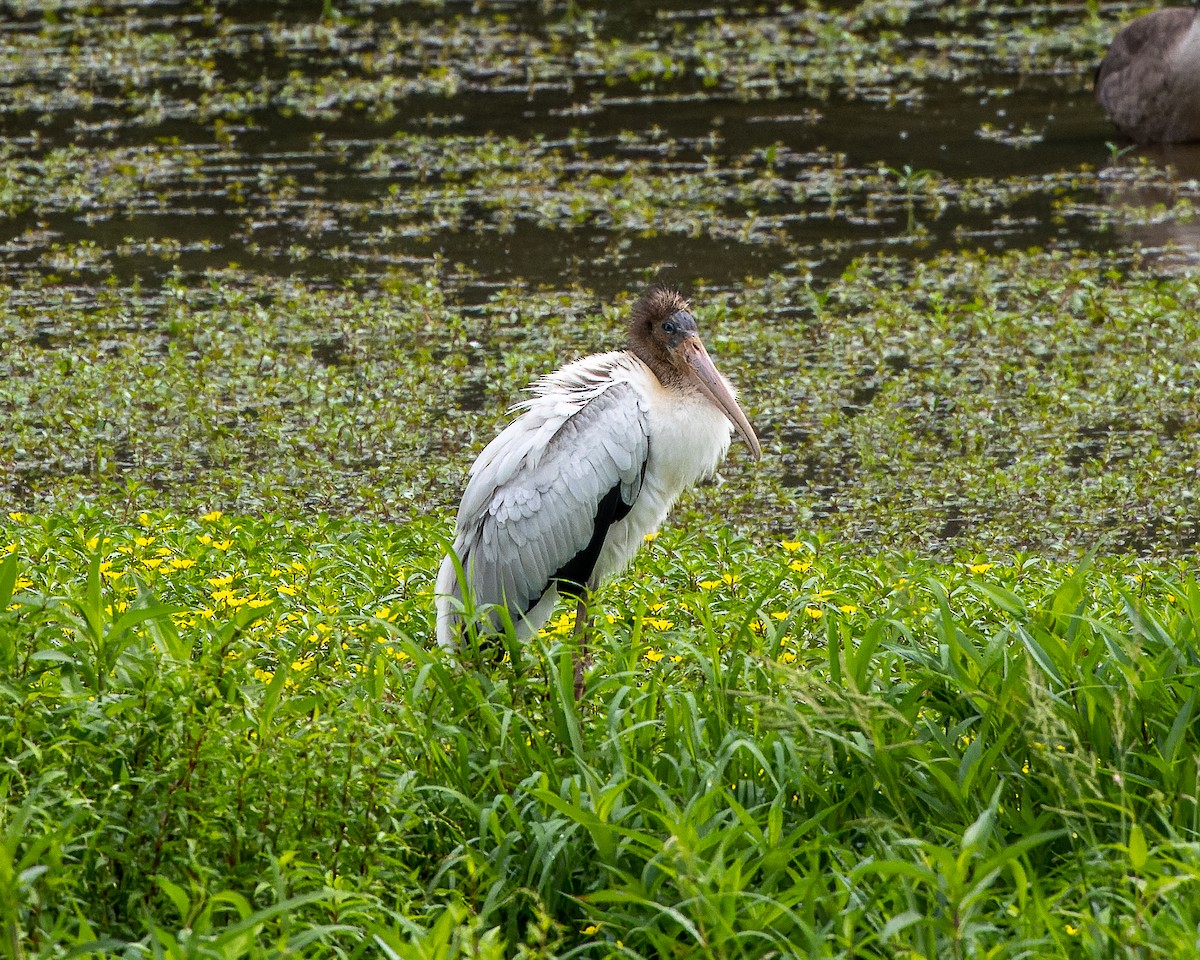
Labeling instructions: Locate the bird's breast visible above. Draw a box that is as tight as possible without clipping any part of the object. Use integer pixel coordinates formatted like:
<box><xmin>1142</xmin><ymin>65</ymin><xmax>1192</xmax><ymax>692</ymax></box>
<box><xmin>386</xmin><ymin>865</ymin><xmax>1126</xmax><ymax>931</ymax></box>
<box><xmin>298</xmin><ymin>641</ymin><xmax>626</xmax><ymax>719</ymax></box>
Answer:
<box><xmin>644</xmin><ymin>387</ymin><xmax>735</xmax><ymax>496</ymax></box>
<box><xmin>588</xmin><ymin>370</ymin><xmax>734</xmax><ymax>585</ymax></box>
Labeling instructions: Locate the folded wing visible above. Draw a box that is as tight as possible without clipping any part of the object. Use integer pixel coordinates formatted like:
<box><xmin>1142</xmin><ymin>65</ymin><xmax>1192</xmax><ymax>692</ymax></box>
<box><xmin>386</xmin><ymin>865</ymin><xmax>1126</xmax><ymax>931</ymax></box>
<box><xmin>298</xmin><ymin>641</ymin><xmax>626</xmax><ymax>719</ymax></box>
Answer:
<box><xmin>436</xmin><ymin>378</ymin><xmax>650</xmax><ymax>645</ymax></box>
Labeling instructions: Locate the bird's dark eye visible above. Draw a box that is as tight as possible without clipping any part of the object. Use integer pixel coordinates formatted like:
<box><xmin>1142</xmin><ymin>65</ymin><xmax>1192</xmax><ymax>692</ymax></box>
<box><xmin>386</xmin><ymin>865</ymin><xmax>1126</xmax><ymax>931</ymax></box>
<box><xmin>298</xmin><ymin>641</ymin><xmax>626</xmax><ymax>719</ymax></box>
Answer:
<box><xmin>661</xmin><ymin>320</ymin><xmax>676</xmax><ymax>334</ymax></box>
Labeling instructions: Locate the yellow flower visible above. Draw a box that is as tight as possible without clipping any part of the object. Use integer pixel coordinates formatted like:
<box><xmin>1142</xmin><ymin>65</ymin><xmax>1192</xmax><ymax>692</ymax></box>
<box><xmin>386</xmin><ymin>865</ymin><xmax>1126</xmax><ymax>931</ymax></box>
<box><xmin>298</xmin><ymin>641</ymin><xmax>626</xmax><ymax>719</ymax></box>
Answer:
<box><xmin>140</xmin><ymin>558</ymin><xmax>164</xmax><ymax>569</ymax></box>
<box><xmin>13</xmin><ymin>577</ymin><xmax>33</xmax><ymax>592</ymax></box>
<box><xmin>548</xmin><ymin>611</ymin><xmax>576</xmax><ymax>635</ymax></box>
<box><xmin>2</xmin><ymin>544</ymin><xmax>16</xmax><ymax>555</ymax></box>
<box><xmin>134</xmin><ymin>536</ymin><xmax>156</xmax><ymax>548</ymax></box>
<box><xmin>788</xmin><ymin>560</ymin><xmax>811</xmax><ymax>573</ymax></box>
<box><xmin>699</xmin><ymin>579</ymin><xmax>722</xmax><ymax>590</ymax></box>
<box><xmin>645</xmin><ymin>617</ymin><xmax>673</xmax><ymax>631</ymax></box>
<box><xmin>208</xmin><ymin>574</ymin><xmax>234</xmax><ymax>587</ymax></box>
<box><xmin>7</xmin><ymin>512</ymin><xmax>26</xmax><ymax>523</ymax></box>
<box><xmin>168</xmin><ymin>557</ymin><xmax>195</xmax><ymax>570</ymax></box>
<box><xmin>770</xmin><ymin>611</ymin><xmax>788</xmax><ymax>620</ymax></box>
<box><xmin>85</xmin><ymin>535</ymin><xmax>100</xmax><ymax>550</ymax></box>
<box><xmin>253</xmin><ymin>668</ymin><xmax>274</xmax><ymax>683</ymax></box>
<box><xmin>137</xmin><ymin>513</ymin><xmax>152</xmax><ymax>527</ymax></box>
<box><xmin>581</xmin><ymin>924</ymin><xmax>599</xmax><ymax>935</ymax></box>
<box><xmin>278</xmin><ymin>584</ymin><xmax>298</xmax><ymax>597</ymax></box>
<box><xmin>969</xmin><ymin>563</ymin><xmax>994</xmax><ymax>574</ymax></box>
<box><xmin>780</xmin><ymin>540</ymin><xmax>803</xmax><ymax>552</ymax></box>
<box><xmin>291</xmin><ymin>658</ymin><xmax>313</xmax><ymax>672</ymax></box>
<box><xmin>1065</xmin><ymin>924</ymin><xmax>1079</xmax><ymax>936</ymax></box>
<box><xmin>290</xmin><ymin>561</ymin><xmax>308</xmax><ymax>573</ymax></box>
<box><xmin>804</xmin><ymin>606</ymin><xmax>823</xmax><ymax>619</ymax></box>
<box><xmin>642</xmin><ymin>532</ymin><xmax>658</xmax><ymax>543</ymax></box>
<box><xmin>212</xmin><ymin>540</ymin><xmax>233</xmax><ymax>551</ymax></box>
<box><xmin>779</xmin><ymin>650</ymin><xmax>797</xmax><ymax>664</ymax></box>
<box><xmin>196</xmin><ymin>534</ymin><xmax>213</xmax><ymax>546</ymax></box>
<box><xmin>644</xmin><ymin>648</ymin><xmax>664</xmax><ymax>663</ymax></box>
<box><xmin>838</xmin><ymin>603</ymin><xmax>859</xmax><ymax>614</ymax></box>
<box><xmin>155</xmin><ymin>546</ymin><xmax>173</xmax><ymax>557</ymax></box>
<box><xmin>247</xmin><ymin>597</ymin><xmax>272</xmax><ymax>609</ymax></box>
<box><xmin>200</xmin><ymin>510</ymin><xmax>224</xmax><ymax>522</ymax></box>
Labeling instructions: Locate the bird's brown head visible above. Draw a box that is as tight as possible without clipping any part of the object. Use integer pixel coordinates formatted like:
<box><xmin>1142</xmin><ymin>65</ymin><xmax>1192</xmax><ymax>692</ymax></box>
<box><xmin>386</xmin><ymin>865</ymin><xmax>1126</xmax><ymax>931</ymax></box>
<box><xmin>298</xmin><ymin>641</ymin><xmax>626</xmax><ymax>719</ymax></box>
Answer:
<box><xmin>627</xmin><ymin>287</ymin><xmax>762</xmax><ymax>461</ymax></box>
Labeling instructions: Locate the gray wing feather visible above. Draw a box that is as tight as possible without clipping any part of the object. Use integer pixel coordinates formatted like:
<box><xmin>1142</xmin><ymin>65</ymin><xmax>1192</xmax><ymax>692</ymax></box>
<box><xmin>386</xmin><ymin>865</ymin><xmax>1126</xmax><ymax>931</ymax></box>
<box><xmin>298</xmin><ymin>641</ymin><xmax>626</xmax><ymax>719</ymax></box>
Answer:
<box><xmin>450</xmin><ymin>380</ymin><xmax>650</xmax><ymax>624</ymax></box>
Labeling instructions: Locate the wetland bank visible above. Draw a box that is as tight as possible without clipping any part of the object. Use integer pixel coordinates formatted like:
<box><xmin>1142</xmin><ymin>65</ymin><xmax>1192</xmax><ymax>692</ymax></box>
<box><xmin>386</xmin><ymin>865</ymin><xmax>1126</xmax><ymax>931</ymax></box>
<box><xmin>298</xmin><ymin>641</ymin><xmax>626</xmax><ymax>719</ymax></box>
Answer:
<box><xmin>5</xmin><ymin>2</ymin><xmax>1200</xmax><ymax>958</ymax></box>
<box><xmin>3</xmin><ymin>0</ymin><xmax>1200</xmax><ymax>552</ymax></box>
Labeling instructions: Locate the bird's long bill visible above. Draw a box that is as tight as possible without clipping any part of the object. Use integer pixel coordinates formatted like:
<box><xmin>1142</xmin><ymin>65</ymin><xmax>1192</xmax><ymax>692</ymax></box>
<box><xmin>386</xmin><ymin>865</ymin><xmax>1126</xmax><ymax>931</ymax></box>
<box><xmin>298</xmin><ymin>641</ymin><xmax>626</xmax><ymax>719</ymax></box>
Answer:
<box><xmin>680</xmin><ymin>337</ymin><xmax>763</xmax><ymax>461</ymax></box>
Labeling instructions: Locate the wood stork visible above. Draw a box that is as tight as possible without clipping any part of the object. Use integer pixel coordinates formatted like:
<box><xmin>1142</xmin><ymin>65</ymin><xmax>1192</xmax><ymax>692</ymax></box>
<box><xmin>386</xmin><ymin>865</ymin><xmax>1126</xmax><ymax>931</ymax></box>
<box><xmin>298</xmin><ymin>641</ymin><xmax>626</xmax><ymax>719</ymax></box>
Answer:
<box><xmin>435</xmin><ymin>287</ymin><xmax>761</xmax><ymax>696</ymax></box>
<box><xmin>1096</xmin><ymin>2</ymin><xmax>1200</xmax><ymax>144</ymax></box>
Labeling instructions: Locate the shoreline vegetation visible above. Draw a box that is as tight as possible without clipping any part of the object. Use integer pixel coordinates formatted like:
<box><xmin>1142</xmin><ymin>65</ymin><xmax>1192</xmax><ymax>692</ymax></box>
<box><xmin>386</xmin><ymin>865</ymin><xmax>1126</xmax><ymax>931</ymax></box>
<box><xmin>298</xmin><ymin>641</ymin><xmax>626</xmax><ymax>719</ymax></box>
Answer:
<box><xmin>6</xmin><ymin>252</ymin><xmax>1200</xmax><ymax>957</ymax></box>
<box><xmin>4</xmin><ymin>510</ymin><xmax>1199</xmax><ymax>957</ymax></box>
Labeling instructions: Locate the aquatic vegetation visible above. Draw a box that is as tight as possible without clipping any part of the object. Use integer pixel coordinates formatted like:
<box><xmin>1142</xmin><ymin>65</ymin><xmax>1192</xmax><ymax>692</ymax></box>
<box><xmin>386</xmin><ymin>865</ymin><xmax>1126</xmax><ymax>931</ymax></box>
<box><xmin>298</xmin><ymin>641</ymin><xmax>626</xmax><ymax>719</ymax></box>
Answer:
<box><xmin>0</xmin><ymin>1</ymin><xmax>1186</xmax><ymax>294</ymax></box>
<box><xmin>5</xmin><ymin>250</ymin><xmax>1200</xmax><ymax>556</ymax></box>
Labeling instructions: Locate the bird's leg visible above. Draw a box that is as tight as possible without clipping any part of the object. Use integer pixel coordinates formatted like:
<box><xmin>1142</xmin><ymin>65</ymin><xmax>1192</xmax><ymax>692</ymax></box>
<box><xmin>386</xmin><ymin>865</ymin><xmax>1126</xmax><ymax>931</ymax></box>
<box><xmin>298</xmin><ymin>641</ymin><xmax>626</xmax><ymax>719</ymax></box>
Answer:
<box><xmin>572</xmin><ymin>594</ymin><xmax>591</xmax><ymax>700</ymax></box>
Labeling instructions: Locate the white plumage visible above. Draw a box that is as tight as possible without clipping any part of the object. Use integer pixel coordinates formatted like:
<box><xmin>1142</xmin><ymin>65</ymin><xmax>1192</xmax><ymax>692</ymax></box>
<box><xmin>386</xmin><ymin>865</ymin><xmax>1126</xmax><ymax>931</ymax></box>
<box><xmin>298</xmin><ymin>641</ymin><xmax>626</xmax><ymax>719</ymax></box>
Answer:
<box><xmin>435</xmin><ymin>288</ymin><xmax>761</xmax><ymax>680</ymax></box>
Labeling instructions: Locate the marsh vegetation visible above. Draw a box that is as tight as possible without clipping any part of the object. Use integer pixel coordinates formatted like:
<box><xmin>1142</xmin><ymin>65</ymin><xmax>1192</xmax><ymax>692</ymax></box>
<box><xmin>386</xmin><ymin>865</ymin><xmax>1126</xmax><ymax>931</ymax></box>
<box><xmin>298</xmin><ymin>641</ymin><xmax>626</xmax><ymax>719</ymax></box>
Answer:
<box><xmin>4</xmin><ymin>1</ymin><xmax>1200</xmax><ymax>957</ymax></box>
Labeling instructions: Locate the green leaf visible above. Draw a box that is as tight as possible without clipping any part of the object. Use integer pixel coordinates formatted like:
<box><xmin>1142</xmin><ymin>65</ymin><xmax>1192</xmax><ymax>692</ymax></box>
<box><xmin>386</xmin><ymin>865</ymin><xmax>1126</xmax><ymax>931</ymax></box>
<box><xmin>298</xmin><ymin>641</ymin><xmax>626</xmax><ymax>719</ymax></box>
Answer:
<box><xmin>0</xmin><ymin>552</ymin><xmax>18</xmax><ymax>610</ymax></box>
<box><xmin>258</xmin><ymin>661</ymin><xmax>291</xmax><ymax>738</ymax></box>
<box><xmin>155</xmin><ymin>875</ymin><xmax>192</xmax><ymax>922</ymax></box>
<box><xmin>1162</xmin><ymin>690</ymin><xmax>1197</xmax><ymax>766</ymax></box>
<box><xmin>881</xmin><ymin>910</ymin><xmax>923</xmax><ymax>942</ymax></box>
<box><xmin>1129</xmin><ymin>823</ymin><xmax>1148</xmax><ymax>872</ymax></box>
<box><xmin>110</xmin><ymin>602</ymin><xmax>186</xmax><ymax>645</ymax></box>
<box><xmin>1014</xmin><ymin>624</ymin><xmax>1065</xmax><ymax>687</ymax></box>
<box><xmin>967</xmin><ymin>580</ymin><xmax>1026</xmax><ymax>617</ymax></box>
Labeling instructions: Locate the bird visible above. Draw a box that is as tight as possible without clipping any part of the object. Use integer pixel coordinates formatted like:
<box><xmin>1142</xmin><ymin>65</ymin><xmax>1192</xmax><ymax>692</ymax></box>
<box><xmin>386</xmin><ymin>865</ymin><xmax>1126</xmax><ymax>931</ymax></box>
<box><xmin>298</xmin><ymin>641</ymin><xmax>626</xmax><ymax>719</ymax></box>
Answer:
<box><xmin>435</xmin><ymin>287</ymin><xmax>761</xmax><ymax>697</ymax></box>
<box><xmin>1095</xmin><ymin>2</ymin><xmax>1200</xmax><ymax>144</ymax></box>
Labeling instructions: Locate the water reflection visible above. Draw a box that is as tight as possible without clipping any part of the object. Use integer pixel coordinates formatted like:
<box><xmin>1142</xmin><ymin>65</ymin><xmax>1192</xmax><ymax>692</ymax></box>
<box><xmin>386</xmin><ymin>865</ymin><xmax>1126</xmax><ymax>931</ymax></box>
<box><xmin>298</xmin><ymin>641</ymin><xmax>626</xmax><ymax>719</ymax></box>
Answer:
<box><xmin>0</xmin><ymin>1</ymin><xmax>1157</xmax><ymax>301</ymax></box>
<box><xmin>1101</xmin><ymin>143</ymin><xmax>1200</xmax><ymax>272</ymax></box>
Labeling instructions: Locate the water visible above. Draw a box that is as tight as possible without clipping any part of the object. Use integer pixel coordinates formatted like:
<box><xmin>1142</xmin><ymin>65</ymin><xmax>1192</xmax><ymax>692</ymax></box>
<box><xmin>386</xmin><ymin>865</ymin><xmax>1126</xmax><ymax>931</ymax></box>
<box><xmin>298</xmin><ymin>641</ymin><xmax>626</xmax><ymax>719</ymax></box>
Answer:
<box><xmin>3</xmin><ymin>0</ymin><xmax>1195</xmax><ymax>303</ymax></box>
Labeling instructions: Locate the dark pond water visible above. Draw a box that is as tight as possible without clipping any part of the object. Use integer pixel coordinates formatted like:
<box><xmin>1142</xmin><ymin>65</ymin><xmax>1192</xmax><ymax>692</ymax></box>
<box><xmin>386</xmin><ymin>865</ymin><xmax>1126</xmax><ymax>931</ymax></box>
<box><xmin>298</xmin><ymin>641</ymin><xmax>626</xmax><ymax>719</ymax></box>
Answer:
<box><xmin>4</xmin><ymin>0</ymin><xmax>1200</xmax><ymax>303</ymax></box>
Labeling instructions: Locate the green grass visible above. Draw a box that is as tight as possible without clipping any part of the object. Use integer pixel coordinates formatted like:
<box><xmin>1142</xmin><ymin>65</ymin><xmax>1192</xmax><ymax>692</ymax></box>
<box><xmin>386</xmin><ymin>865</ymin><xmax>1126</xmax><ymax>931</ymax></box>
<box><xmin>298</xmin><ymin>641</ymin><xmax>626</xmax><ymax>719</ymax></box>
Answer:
<box><xmin>4</xmin><ymin>510</ymin><xmax>1199</xmax><ymax>958</ymax></box>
